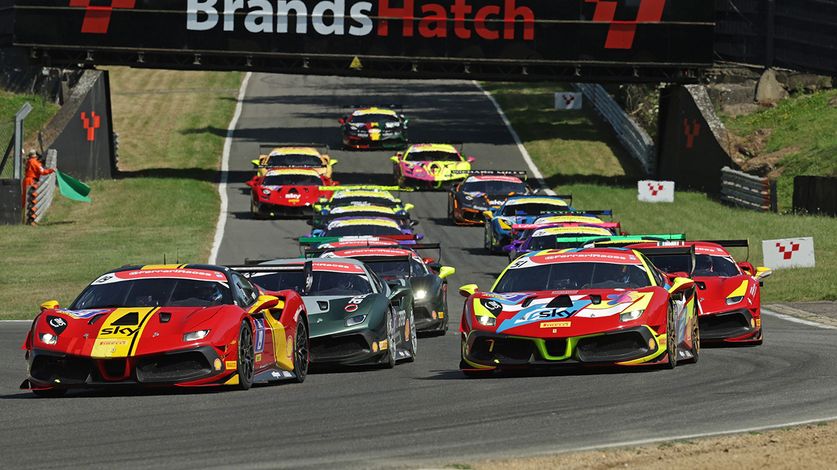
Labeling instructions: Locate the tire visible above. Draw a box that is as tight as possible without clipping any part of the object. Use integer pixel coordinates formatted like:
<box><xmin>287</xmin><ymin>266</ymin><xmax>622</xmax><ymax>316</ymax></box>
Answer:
<box><xmin>382</xmin><ymin>309</ymin><xmax>397</xmax><ymax>369</ymax></box>
<box><xmin>483</xmin><ymin>224</ymin><xmax>492</xmax><ymax>251</ymax></box>
<box><xmin>685</xmin><ymin>305</ymin><xmax>700</xmax><ymax>364</ymax></box>
<box><xmin>664</xmin><ymin>306</ymin><xmax>678</xmax><ymax>370</ymax></box>
<box><xmin>32</xmin><ymin>387</ymin><xmax>67</xmax><ymax>398</ymax></box>
<box><xmin>292</xmin><ymin>319</ymin><xmax>309</xmax><ymax>383</ymax></box>
<box><xmin>447</xmin><ymin>197</ymin><xmax>454</xmax><ymax>221</ymax></box>
<box><xmin>404</xmin><ymin>307</ymin><xmax>418</xmax><ymax>363</ymax></box>
<box><xmin>460</xmin><ymin>359</ymin><xmax>492</xmax><ymax>378</ymax></box>
<box><xmin>236</xmin><ymin>320</ymin><xmax>255</xmax><ymax>390</ymax></box>
<box><xmin>251</xmin><ymin>198</ymin><xmax>265</xmax><ymax>220</ymax></box>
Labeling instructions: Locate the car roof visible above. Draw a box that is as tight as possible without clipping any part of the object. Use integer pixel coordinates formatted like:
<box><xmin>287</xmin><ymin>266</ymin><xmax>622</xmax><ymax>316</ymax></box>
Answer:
<box><xmin>329</xmin><ymin>205</ymin><xmax>397</xmax><ymax>214</ymax></box>
<box><xmin>463</xmin><ymin>175</ymin><xmax>524</xmax><ymax>184</ymax></box>
<box><xmin>534</xmin><ymin>215</ymin><xmax>603</xmax><ymax>224</ymax></box>
<box><xmin>264</xmin><ymin>168</ymin><xmax>322</xmax><ymax>177</ymax></box>
<box><xmin>520</xmin><ymin>247</ymin><xmax>645</xmax><ymax>266</ymax></box>
<box><xmin>407</xmin><ymin>143</ymin><xmax>458</xmax><ymax>153</ymax></box>
<box><xmin>531</xmin><ymin>226</ymin><xmax>613</xmax><ymax>237</ymax></box>
<box><xmin>332</xmin><ymin>190</ymin><xmax>397</xmax><ymax>200</ymax></box>
<box><xmin>326</xmin><ymin>217</ymin><xmax>402</xmax><ymax>229</ymax></box>
<box><xmin>505</xmin><ymin>196</ymin><xmax>569</xmax><ymax>206</ymax></box>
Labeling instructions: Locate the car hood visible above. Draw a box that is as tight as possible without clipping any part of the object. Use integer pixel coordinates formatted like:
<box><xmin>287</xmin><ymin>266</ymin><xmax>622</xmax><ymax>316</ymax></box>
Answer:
<box><xmin>470</xmin><ymin>288</ymin><xmax>667</xmax><ymax>337</ymax></box>
<box><xmin>33</xmin><ymin>306</ymin><xmax>228</xmax><ymax>358</ymax></box>
<box><xmin>694</xmin><ymin>275</ymin><xmax>754</xmax><ymax>314</ymax></box>
<box><xmin>302</xmin><ymin>294</ymin><xmax>378</xmax><ymax>338</ymax></box>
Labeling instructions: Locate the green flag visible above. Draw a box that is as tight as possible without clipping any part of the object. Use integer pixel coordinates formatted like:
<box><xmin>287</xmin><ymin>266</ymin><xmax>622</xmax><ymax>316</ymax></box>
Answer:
<box><xmin>56</xmin><ymin>170</ymin><xmax>91</xmax><ymax>202</ymax></box>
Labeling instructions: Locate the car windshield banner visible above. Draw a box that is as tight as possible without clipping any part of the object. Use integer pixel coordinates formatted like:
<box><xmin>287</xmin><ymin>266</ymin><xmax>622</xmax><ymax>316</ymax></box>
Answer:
<box><xmin>10</xmin><ymin>1</ymin><xmax>714</xmax><ymax>81</ymax></box>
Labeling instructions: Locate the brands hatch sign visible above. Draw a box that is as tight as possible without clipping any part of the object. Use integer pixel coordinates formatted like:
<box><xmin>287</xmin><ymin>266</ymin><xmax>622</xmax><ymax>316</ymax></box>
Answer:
<box><xmin>11</xmin><ymin>0</ymin><xmax>714</xmax><ymax>82</ymax></box>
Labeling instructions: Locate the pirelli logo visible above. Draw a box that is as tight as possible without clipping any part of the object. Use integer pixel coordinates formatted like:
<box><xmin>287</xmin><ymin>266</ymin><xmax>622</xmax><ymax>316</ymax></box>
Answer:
<box><xmin>540</xmin><ymin>321</ymin><xmax>571</xmax><ymax>328</ymax></box>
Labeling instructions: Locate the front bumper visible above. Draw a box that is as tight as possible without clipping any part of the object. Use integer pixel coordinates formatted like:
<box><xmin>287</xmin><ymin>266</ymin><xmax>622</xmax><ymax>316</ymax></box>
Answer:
<box><xmin>699</xmin><ymin>309</ymin><xmax>761</xmax><ymax>343</ymax></box>
<box><xmin>309</xmin><ymin>327</ymin><xmax>390</xmax><ymax>366</ymax></box>
<box><xmin>454</xmin><ymin>206</ymin><xmax>488</xmax><ymax>225</ymax></box>
<box><xmin>23</xmin><ymin>346</ymin><xmax>230</xmax><ymax>389</ymax></box>
<box><xmin>461</xmin><ymin>326</ymin><xmax>665</xmax><ymax>370</ymax></box>
<box><xmin>343</xmin><ymin>134</ymin><xmax>407</xmax><ymax>149</ymax></box>
<box><xmin>413</xmin><ymin>302</ymin><xmax>447</xmax><ymax>332</ymax></box>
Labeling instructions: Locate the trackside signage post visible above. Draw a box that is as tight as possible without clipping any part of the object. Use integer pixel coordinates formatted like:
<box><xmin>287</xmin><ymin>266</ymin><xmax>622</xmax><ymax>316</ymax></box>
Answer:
<box><xmin>554</xmin><ymin>92</ymin><xmax>582</xmax><ymax>110</ymax></box>
<box><xmin>10</xmin><ymin>1</ymin><xmax>714</xmax><ymax>82</ymax></box>
<box><xmin>638</xmin><ymin>180</ymin><xmax>674</xmax><ymax>203</ymax></box>
<box><xmin>762</xmin><ymin>237</ymin><xmax>815</xmax><ymax>270</ymax></box>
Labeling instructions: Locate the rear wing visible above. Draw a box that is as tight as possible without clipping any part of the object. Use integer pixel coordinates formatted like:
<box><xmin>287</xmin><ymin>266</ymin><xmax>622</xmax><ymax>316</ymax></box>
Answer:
<box><xmin>630</xmin><ymin>245</ymin><xmax>696</xmax><ymax>276</ymax></box>
<box><xmin>451</xmin><ymin>169</ymin><xmax>528</xmax><ymax>180</ymax></box>
<box><xmin>512</xmin><ymin>221</ymin><xmax>622</xmax><ymax>236</ymax></box>
<box><xmin>305</xmin><ymin>242</ymin><xmax>443</xmax><ymax>261</ymax></box>
<box><xmin>342</xmin><ymin>104</ymin><xmax>404</xmax><ymax>113</ymax></box>
<box><xmin>311</xmin><ymin>212</ymin><xmax>414</xmax><ymax>228</ymax></box>
<box><xmin>317</xmin><ymin>185</ymin><xmax>413</xmax><ymax>193</ymax></box>
<box><xmin>230</xmin><ymin>262</ymin><xmax>313</xmax><ymax>293</ymax></box>
<box><xmin>299</xmin><ymin>234</ymin><xmax>421</xmax><ymax>247</ymax></box>
<box><xmin>579</xmin><ymin>234</ymin><xmax>686</xmax><ymax>247</ymax></box>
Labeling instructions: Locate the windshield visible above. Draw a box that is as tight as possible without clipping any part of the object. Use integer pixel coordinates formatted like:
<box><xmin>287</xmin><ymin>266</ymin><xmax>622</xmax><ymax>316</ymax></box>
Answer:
<box><xmin>501</xmin><ymin>203</ymin><xmax>565</xmax><ymax>217</ymax></box>
<box><xmin>248</xmin><ymin>270</ymin><xmax>372</xmax><ymax>296</ymax></box>
<box><xmin>350</xmin><ymin>114</ymin><xmax>399</xmax><ymax>124</ymax></box>
<box><xmin>266</xmin><ymin>154</ymin><xmax>322</xmax><ymax>167</ymax></box>
<box><xmin>462</xmin><ymin>181</ymin><xmax>526</xmax><ymax>194</ymax></box>
<box><xmin>331</xmin><ymin>197</ymin><xmax>396</xmax><ymax>208</ymax></box>
<box><xmin>263</xmin><ymin>174</ymin><xmax>322</xmax><ymax>186</ymax></box>
<box><xmin>72</xmin><ymin>278</ymin><xmax>232</xmax><ymax>309</ymax></box>
<box><xmin>647</xmin><ymin>253</ymin><xmax>739</xmax><ymax>277</ymax></box>
<box><xmin>363</xmin><ymin>259</ymin><xmax>426</xmax><ymax>280</ymax></box>
<box><xmin>405</xmin><ymin>150</ymin><xmax>461</xmax><ymax>162</ymax></box>
<box><xmin>494</xmin><ymin>262</ymin><xmax>651</xmax><ymax>292</ymax></box>
<box><xmin>324</xmin><ymin>225</ymin><xmax>403</xmax><ymax>237</ymax></box>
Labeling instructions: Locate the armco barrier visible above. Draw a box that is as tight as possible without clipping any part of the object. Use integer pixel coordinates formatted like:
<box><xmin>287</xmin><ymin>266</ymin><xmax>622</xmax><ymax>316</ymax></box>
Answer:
<box><xmin>720</xmin><ymin>166</ymin><xmax>776</xmax><ymax>212</ymax></box>
<box><xmin>26</xmin><ymin>149</ymin><xmax>56</xmax><ymax>224</ymax></box>
<box><xmin>574</xmin><ymin>83</ymin><xmax>655</xmax><ymax>175</ymax></box>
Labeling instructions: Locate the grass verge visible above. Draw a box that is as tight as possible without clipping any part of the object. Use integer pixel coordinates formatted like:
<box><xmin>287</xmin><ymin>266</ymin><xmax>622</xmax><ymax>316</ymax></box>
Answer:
<box><xmin>721</xmin><ymin>89</ymin><xmax>837</xmax><ymax>209</ymax></box>
<box><xmin>486</xmin><ymin>82</ymin><xmax>837</xmax><ymax>303</ymax></box>
<box><xmin>0</xmin><ymin>68</ymin><xmax>242</xmax><ymax>319</ymax></box>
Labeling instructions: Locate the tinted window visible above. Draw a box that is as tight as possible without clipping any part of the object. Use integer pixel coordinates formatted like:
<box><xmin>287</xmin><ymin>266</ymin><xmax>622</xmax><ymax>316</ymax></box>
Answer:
<box><xmin>350</xmin><ymin>114</ymin><xmax>399</xmax><ymax>124</ymax></box>
<box><xmin>494</xmin><ymin>262</ymin><xmax>651</xmax><ymax>292</ymax></box>
<box><xmin>263</xmin><ymin>174</ymin><xmax>322</xmax><ymax>186</ymax></box>
<box><xmin>232</xmin><ymin>272</ymin><xmax>258</xmax><ymax>306</ymax></box>
<box><xmin>266</xmin><ymin>154</ymin><xmax>323</xmax><ymax>167</ymax></box>
<box><xmin>249</xmin><ymin>271</ymin><xmax>372</xmax><ymax>296</ymax></box>
<box><xmin>72</xmin><ymin>279</ymin><xmax>232</xmax><ymax>309</ymax></box>
<box><xmin>461</xmin><ymin>181</ymin><xmax>526</xmax><ymax>194</ymax></box>
<box><xmin>501</xmin><ymin>203</ymin><xmax>565</xmax><ymax>216</ymax></box>
<box><xmin>331</xmin><ymin>197</ymin><xmax>396</xmax><ymax>208</ymax></box>
<box><xmin>694</xmin><ymin>255</ymin><xmax>739</xmax><ymax>277</ymax></box>
<box><xmin>405</xmin><ymin>151</ymin><xmax>460</xmax><ymax>162</ymax></box>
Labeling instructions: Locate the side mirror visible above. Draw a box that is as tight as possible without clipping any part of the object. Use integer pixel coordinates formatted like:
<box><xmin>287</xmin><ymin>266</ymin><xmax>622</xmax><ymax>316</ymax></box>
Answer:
<box><xmin>438</xmin><ymin>266</ymin><xmax>456</xmax><ymax>279</ymax></box>
<box><xmin>305</xmin><ymin>219</ymin><xmax>313</xmax><ymax>226</ymax></box>
<box><xmin>250</xmin><ymin>159</ymin><xmax>261</xmax><ymax>168</ymax></box>
<box><xmin>668</xmin><ymin>271</ymin><xmax>690</xmax><ymax>281</ymax></box>
<box><xmin>483</xmin><ymin>210</ymin><xmax>494</xmax><ymax>220</ymax></box>
<box><xmin>338</xmin><ymin>117</ymin><xmax>345</xmax><ymax>125</ymax></box>
<box><xmin>738</xmin><ymin>262</ymin><xmax>755</xmax><ymax>276</ymax></box>
<box><xmin>390</xmin><ymin>156</ymin><xmax>400</xmax><ymax>164</ymax></box>
<box><xmin>330</xmin><ymin>159</ymin><xmax>339</xmax><ymax>166</ymax></box>
<box><xmin>416</xmin><ymin>233</ymin><xmax>424</xmax><ymax>240</ymax></box>
<box><xmin>249</xmin><ymin>295</ymin><xmax>282</xmax><ymax>314</ymax></box>
<box><xmin>459</xmin><ymin>284</ymin><xmax>478</xmax><ymax>297</ymax></box>
<box><xmin>40</xmin><ymin>300</ymin><xmax>59</xmax><ymax>311</ymax></box>
<box><xmin>403</xmin><ymin>203</ymin><xmax>415</xmax><ymax>211</ymax></box>
<box><xmin>755</xmin><ymin>266</ymin><xmax>772</xmax><ymax>280</ymax></box>
<box><xmin>467</xmin><ymin>156</ymin><xmax>476</xmax><ymax>163</ymax></box>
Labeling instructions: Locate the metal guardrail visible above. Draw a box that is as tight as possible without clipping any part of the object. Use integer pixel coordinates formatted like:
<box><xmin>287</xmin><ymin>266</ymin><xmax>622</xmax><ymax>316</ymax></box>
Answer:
<box><xmin>720</xmin><ymin>166</ymin><xmax>777</xmax><ymax>212</ymax></box>
<box><xmin>574</xmin><ymin>83</ymin><xmax>656</xmax><ymax>175</ymax></box>
<box><xmin>26</xmin><ymin>149</ymin><xmax>57</xmax><ymax>224</ymax></box>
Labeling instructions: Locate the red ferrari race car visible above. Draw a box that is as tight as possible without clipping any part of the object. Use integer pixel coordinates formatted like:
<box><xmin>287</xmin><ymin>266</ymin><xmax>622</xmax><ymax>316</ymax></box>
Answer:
<box><xmin>249</xmin><ymin>168</ymin><xmax>337</xmax><ymax>218</ymax></box>
<box><xmin>20</xmin><ymin>264</ymin><xmax>309</xmax><ymax>397</ymax></box>
<box><xmin>459</xmin><ymin>247</ymin><xmax>700</xmax><ymax>375</ymax></box>
<box><xmin>629</xmin><ymin>240</ymin><xmax>772</xmax><ymax>345</ymax></box>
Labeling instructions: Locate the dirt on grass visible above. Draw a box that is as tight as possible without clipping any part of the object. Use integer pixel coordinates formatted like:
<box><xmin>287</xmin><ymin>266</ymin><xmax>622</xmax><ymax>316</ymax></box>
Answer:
<box><xmin>466</xmin><ymin>421</ymin><xmax>837</xmax><ymax>469</ymax></box>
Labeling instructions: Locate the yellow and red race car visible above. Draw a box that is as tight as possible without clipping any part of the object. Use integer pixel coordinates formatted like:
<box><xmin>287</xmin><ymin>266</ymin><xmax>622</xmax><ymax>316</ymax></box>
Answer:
<box><xmin>249</xmin><ymin>168</ymin><xmax>337</xmax><ymax>218</ymax></box>
<box><xmin>391</xmin><ymin>144</ymin><xmax>475</xmax><ymax>190</ymax></box>
<box><xmin>250</xmin><ymin>144</ymin><xmax>337</xmax><ymax>182</ymax></box>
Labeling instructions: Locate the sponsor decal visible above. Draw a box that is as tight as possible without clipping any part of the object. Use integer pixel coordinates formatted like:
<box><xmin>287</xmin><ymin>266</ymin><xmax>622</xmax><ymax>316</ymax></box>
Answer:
<box><xmin>255</xmin><ymin>353</ymin><xmax>262</xmax><ymax>362</ymax></box>
<box><xmin>93</xmin><ymin>269</ymin><xmax>227</xmax><ymax>284</ymax></box>
<box><xmin>187</xmin><ymin>0</ymin><xmax>535</xmax><ymax>41</ymax></box>
<box><xmin>225</xmin><ymin>360</ymin><xmax>237</xmax><ymax>370</ymax></box>
<box><xmin>71</xmin><ymin>0</ymin><xmax>137</xmax><ymax>34</ymax></box>
<box><xmin>80</xmin><ymin>111</ymin><xmax>101</xmax><ymax>141</ymax></box>
<box><xmin>379</xmin><ymin>339</ymin><xmax>388</xmax><ymax>350</ymax></box>
<box><xmin>540</xmin><ymin>321</ymin><xmax>571</xmax><ymax>328</ymax></box>
<box><xmin>47</xmin><ymin>316</ymin><xmax>68</xmax><ymax>335</ymax></box>
<box><xmin>54</xmin><ymin>308</ymin><xmax>109</xmax><ymax>319</ymax></box>
<box><xmin>90</xmin><ymin>308</ymin><xmax>155</xmax><ymax>358</ymax></box>
<box><xmin>254</xmin><ymin>318</ymin><xmax>266</xmax><ymax>353</ymax></box>
<box><xmin>313</xmin><ymin>261</ymin><xmax>366</xmax><ymax>274</ymax></box>
<box><xmin>480</xmin><ymin>298</ymin><xmax>503</xmax><ymax>317</ymax></box>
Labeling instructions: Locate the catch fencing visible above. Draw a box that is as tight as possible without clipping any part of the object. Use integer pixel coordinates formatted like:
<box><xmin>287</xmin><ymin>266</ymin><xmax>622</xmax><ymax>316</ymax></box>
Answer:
<box><xmin>720</xmin><ymin>166</ymin><xmax>777</xmax><ymax>212</ymax></box>
<box><xmin>25</xmin><ymin>148</ymin><xmax>56</xmax><ymax>224</ymax></box>
<box><xmin>574</xmin><ymin>83</ymin><xmax>656</xmax><ymax>175</ymax></box>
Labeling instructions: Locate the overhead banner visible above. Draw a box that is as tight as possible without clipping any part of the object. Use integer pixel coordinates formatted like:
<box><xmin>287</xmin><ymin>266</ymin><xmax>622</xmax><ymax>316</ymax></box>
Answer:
<box><xmin>10</xmin><ymin>1</ymin><xmax>714</xmax><ymax>81</ymax></box>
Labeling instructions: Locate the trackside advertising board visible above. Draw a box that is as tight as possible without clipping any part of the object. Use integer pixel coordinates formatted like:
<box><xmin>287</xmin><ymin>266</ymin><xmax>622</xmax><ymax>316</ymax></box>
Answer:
<box><xmin>10</xmin><ymin>1</ymin><xmax>714</xmax><ymax>81</ymax></box>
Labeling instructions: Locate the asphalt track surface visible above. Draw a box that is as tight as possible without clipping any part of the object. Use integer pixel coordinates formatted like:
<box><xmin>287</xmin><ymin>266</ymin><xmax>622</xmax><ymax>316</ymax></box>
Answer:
<box><xmin>2</xmin><ymin>75</ymin><xmax>836</xmax><ymax>469</ymax></box>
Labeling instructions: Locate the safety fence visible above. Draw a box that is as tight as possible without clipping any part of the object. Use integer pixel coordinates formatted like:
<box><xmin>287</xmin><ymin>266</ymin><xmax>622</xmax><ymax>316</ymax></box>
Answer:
<box><xmin>26</xmin><ymin>149</ymin><xmax>56</xmax><ymax>224</ymax></box>
<box><xmin>0</xmin><ymin>119</ymin><xmax>13</xmax><ymax>178</ymax></box>
<box><xmin>574</xmin><ymin>83</ymin><xmax>656</xmax><ymax>175</ymax></box>
<box><xmin>720</xmin><ymin>166</ymin><xmax>777</xmax><ymax>212</ymax></box>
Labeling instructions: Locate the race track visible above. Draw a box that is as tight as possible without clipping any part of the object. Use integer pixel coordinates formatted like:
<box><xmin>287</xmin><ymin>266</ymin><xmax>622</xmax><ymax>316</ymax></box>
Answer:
<box><xmin>2</xmin><ymin>74</ymin><xmax>837</xmax><ymax>469</ymax></box>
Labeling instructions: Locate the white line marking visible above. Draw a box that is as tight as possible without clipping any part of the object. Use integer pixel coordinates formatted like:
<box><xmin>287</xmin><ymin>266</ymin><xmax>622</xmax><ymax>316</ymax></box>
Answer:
<box><xmin>763</xmin><ymin>309</ymin><xmax>837</xmax><ymax>330</ymax></box>
<box><xmin>209</xmin><ymin>71</ymin><xmax>252</xmax><ymax>265</ymax></box>
<box><xmin>525</xmin><ymin>415</ymin><xmax>837</xmax><ymax>458</ymax></box>
<box><xmin>472</xmin><ymin>80</ymin><xmax>556</xmax><ymax>196</ymax></box>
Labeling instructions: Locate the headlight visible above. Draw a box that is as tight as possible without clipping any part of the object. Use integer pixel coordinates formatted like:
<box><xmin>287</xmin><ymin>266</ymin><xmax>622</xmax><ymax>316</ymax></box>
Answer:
<box><xmin>414</xmin><ymin>289</ymin><xmax>428</xmax><ymax>300</ymax></box>
<box><xmin>183</xmin><ymin>330</ymin><xmax>210</xmax><ymax>342</ymax></box>
<box><xmin>619</xmin><ymin>309</ymin><xmax>644</xmax><ymax>322</ymax></box>
<box><xmin>346</xmin><ymin>314</ymin><xmax>367</xmax><ymax>326</ymax></box>
<box><xmin>39</xmin><ymin>333</ymin><xmax>57</xmax><ymax>345</ymax></box>
<box><xmin>726</xmin><ymin>296</ymin><xmax>744</xmax><ymax>305</ymax></box>
<box><xmin>261</xmin><ymin>189</ymin><xmax>271</xmax><ymax>196</ymax></box>
<box><xmin>476</xmin><ymin>316</ymin><xmax>496</xmax><ymax>326</ymax></box>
